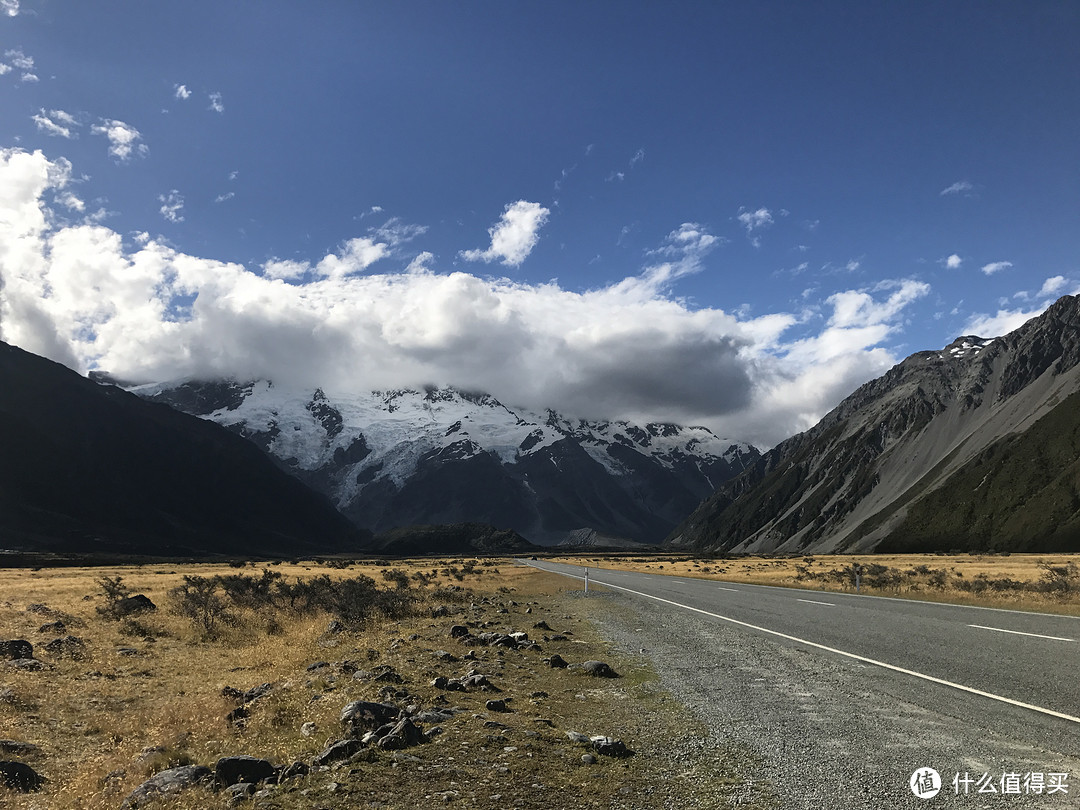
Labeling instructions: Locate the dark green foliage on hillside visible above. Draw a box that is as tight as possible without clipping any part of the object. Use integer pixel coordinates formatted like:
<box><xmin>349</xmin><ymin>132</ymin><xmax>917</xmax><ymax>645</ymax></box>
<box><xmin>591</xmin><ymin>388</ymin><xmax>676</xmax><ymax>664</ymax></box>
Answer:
<box><xmin>880</xmin><ymin>391</ymin><xmax>1080</xmax><ymax>552</ymax></box>
<box><xmin>371</xmin><ymin>522</ymin><xmax>538</xmax><ymax>555</ymax></box>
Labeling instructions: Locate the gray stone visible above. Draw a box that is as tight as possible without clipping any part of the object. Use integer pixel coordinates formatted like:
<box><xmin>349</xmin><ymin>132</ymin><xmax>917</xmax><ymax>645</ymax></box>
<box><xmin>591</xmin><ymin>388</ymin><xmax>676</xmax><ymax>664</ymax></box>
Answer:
<box><xmin>121</xmin><ymin>765</ymin><xmax>212</xmax><ymax>808</ymax></box>
<box><xmin>581</xmin><ymin>660</ymin><xmax>619</xmax><ymax>678</ymax></box>
<box><xmin>0</xmin><ymin>740</ymin><xmax>39</xmax><ymax>755</ymax></box>
<box><xmin>7</xmin><ymin>658</ymin><xmax>43</xmax><ymax>671</ymax></box>
<box><xmin>277</xmin><ymin>760</ymin><xmax>309</xmax><ymax>782</ymax></box>
<box><xmin>376</xmin><ymin>718</ymin><xmax>425</xmax><ymax>750</ymax></box>
<box><xmin>215</xmin><ymin>755</ymin><xmax>276</xmax><ymax>787</ymax></box>
<box><xmin>565</xmin><ymin>731</ymin><xmax>590</xmax><ymax>744</ymax></box>
<box><xmin>485</xmin><ymin>699</ymin><xmax>509</xmax><ymax>713</ymax></box>
<box><xmin>312</xmin><ymin>739</ymin><xmax>364</xmax><ymax>767</ymax></box>
<box><xmin>224</xmin><ymin>781</ymin><xmax>256</xmax><ymax>802</ymax></box>
<box><xmin>340</xmin><ymin>700</ymin><xmax>400</xmax><ymax>733</ymax></box>
<box><xmin>581</xmin><ymin>753</ymin><xmax>597</xmax><ymax>765</ymax></box>
<box><xmin>300</xmin><ymin>722</ymin><xmax>318</xmax><ymax>737</ymax></box>
<box><xmin>37</xmin><ymin>620</ymin><xmax>65</xmax><ymax>634</ymax></box>
<box><xmin>590</xmin><ymin>735</ymin><xmax>632</xmax><ymax>758</ymax></box>
<box><xmin>547</xmin><ymin>654</ymin><xmax>568</xmax><ymax>668</ymax></box>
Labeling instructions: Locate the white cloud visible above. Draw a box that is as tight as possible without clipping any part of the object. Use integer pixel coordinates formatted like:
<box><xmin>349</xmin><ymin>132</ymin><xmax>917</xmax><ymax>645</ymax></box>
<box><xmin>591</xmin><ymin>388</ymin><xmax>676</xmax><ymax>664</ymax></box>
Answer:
<box><xmin>174</xmin><ymin>84</ymin><xmax>191</xmax><ymax>100</ymax></box>
<box><xmin>1039</xmin><ymin>276</ymin><xmax>1068</xmax><ymax>298</ymax></box>
<box><xmin>20</xmin><ymin>72</ymin><xmax>37</xmax><ymax>83</ymax></box>
<box><xmin>459</xmin><ymin>200</ymin><xmax>550</xmax><ymax>268</ymax></box>
<box><xmin>214</xmin><ymin>191</ymin><xmax>235</xmax><ymax>203</ymax></box>
<box><xmin>940</xmin><ymin>180</ymin><xmax>974</xmax><ymax>196</ymax></box>
<box><xmin>91</xmin><ymin>119</ymin><xmax>148</xmax><ymax>162</ymax></box>
<box><xmin>981</xmin><ymin>260</ymin><xmax>1013</xmax><ymax>276</ymax></box>
<box><xmin>4</xmin><ymin>48</ymin><xmax>33</xmax><ymax>70</ymax></box>
<box><xmin>962</xmin><ymin>306</ymin><xmax>1046</xmax><ymax>338</ymax></box>
<box><xmin>944</xmin><ymin>253</ymin><xmax>962</xmax><ymax>269</ymax></box>
<box><xmin>158</xmin><ymin>190</ymin><xmax>184</xmax><ymax>223</ymax></box>
<box><xmin>737</xmin><ymin>207</ymin><xmax>773</xmax><ymax>247</ymax></box>
<box><xmin>55</xmin><ymin>191</ymin><xmax>84</xmax><ymax>212</ymax></box>
<box><xmin>208</xmin><ymin>92</ymin><xmax>224</xmax><ymax>113</ymax></box>
<box><xmin>2</xmin><ymin>0</ymin><xmax>20</xmax><ymax>16</ymax></box>
<box><xmin>32</xmin><ymin>109</ymin><xmax>78</xmax><ymax>139</ymax></box>
<box><xmin>371</xmin><ymin>217</ymin><xmax>427</xmax><ymax>246</ymax></box>
<box><xmin>629</xmin><ymin>147</ymin><xmax>645</xmax><ymax>166</ymax></box>
<box><xmin>0</xmin><ymin>64</ymin><xmax>10</xmax><ymax>76</ymax></box>
<box><xmin>0</xmin><ymin>147</ymin><xmax>939</xmax><ymax>449</ymax></box>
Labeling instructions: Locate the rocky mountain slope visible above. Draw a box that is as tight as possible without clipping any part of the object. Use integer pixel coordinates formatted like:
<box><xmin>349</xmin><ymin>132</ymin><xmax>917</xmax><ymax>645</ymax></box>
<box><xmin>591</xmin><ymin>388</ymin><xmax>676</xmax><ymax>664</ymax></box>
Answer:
<box><xmin>668</xmin><ymin>295</ymin><xmax>1080</xmax><ymax>553</ymax></box>
<box><xmin>135</xmin><ymin>382</ymin><xmax>758</xmax><ymax>545</ymax></box>
<box><xmin>0</xmin><ymin>342</ymin><xmax>364</xmax><ymax>556</ymax></box>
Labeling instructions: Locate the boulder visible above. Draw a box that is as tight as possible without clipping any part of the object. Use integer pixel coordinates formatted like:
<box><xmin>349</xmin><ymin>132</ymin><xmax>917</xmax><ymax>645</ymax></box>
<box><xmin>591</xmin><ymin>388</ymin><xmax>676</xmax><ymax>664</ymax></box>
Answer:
<box><xmin>547</xmin><ymin>654</ymin><xmax>568</xmax><ymax>668</ymax></box>
<box><xmin>37</xmin><ymin>621</ymin><xmax>66</xmax><ymax>634</ymax></box>
<box><xmin>375</xmin><ymin>718</ymin><xmax>425</xmax><ymax>750</ymax></box>
<box><xmin>485</xmin><ymin>699</ymin><xmax>509</xmax><ymax>713</ymax></box>
<box><xmin>312</xmin><ymin>739</ymin><xmax>364</xmax><ymax>767</ymax></box>
<box><xmin>581</xmin><ymin>660</ymin><xmax>620</xmax><ymax>678</ymax></box>
<box><xmin>7</xmin><ymin>659</ymin><xmax>43</xmax><ymax>671</ymax></box>
<box><xmin>113</xmin><ymin>595</ymin><xmax>156</xmax><ymax>617</ymax></box>
<box><xmin>0</xmin><ymin>761</ymin><xmax>45</xmax><ymax>791</ymax></box>
<box><xmin>43</xmin><ymin>636</ymin><xmax>86</xmax><ymax>660</ymax></box>
<box><xmin>590</xmin><ymin>735</ymin><xmax>632</xmax><ymax>758</ymax></box>
<box><xmin>277</xmin><ymin>761</ymin><xmax>309</xmax><ymax>782</ymax></box>
<box><xmin>214</xmin><ymin>755</ymin><xmax>276</xmax><ymax>787</ymax></box>
<box><xmin>340</xmin><ymin>700</ymin><xmax>400</xmax><ymax>734</ymax></box>
<box><xmin>0</xmin><ymin>640</ymin><xmax>33</xmax><ymax>661</ymax></box>
<box><xmin>121</xmin><ymin>765</ymin><xmax>212</xmax><ymax>808</ymax></box>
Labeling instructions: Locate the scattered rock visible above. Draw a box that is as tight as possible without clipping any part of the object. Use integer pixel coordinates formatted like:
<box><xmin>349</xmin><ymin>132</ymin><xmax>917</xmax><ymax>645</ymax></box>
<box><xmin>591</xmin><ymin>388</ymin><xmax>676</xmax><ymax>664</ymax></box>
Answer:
<box><xmin>121</xmin><ymin>765</ymin><xmax>213</xmax><ymax>808</ymax></box>
<box><xmin>581</xmin><ymin>753</ymin><xmax>597</xmax><ymax>765</ymax></box>
<box><xmin>433</xmin><ymin>650</ymin><xmax>456</xmax><ymax>662</ymax></box>
<box><xmin>590</xmin><ymin>735</ymin><xmax>632</xmax><ymax>758</ymax></box>
<box><xmin>485</xmin><ymin>699</ymin><xmax>509</xmax><ymax>713</ymax></box>
<box><xmin>448</xmin><ymin>625</ymin><xmax>470</xmax><ymax>638</ymax></box>
<box><xmin>340</xmin><ymin>700</ymin><xmax>400</xmax><ymax>734</ymax></box>
<box><xmin>116</xmin><ymin>647</ymin><xmax>140</xmax><ymax>657</ymax></box>
<box><xmin>7</xmin><ymin>659</ymin><xmax>43</xmax><ymax>671</ymax></box>
<box><xmin>581</xmin><ymin>660</ymin><xmax>620</xmax><ymax>678</ymax></box>
<box><xmin>25</xmin><ymin>604</ymin><xmax>55</xmax><ymax>616</ymax></box>
<box><xmin>376</xmin><ymin>718</ymin><xmax>425</xmax><ymax>750</ymax></box>
<box><xmin>430</xmin><ymin>605</ymin><xmax>451</xmax><ymax>618</ymax></box>
<box><xmin>326</xmin><ymin>620</ymin><xmax>346</xmax><ymax>635</ymax></box>
<box><xmin>306</xmin><ymin>661</ymin><xmax>330</xmax><ymax>672</ymax></box>
<box><xmin>0</xmin><ymin>640</ymin><xmax>33</xmax><ymax>661</ymax></box>
<box><xmin>37</xmin><ymin>620</ymin><xmax>65</xmax><ymax>634</ymax></box>
<box><xmin>277</xmin><ymin>761</ymin><xmax>309</xmax><ymax>782</ymax></box>
<box><xmin>312</xmin><ymin>739</ymin><xmax>364</xmax><ymax>767</ymax></box>
<box><xmin>566</xmin><ymin>731</ymin><xmax>590</xmax><ymax>744</ymax></box>
<box><xmin>300</xmin><ymin>722</ymin><xmax>318</xmax><ymax>737</ymax></box>
<box><xmin>0</xmin><ymin>761</ymin><xmax>45</xmax><ymax>791</ymax></box>
<box><xmin>546</xmin><ymin>654</ymin><xmax>568</xmax><ymax>668</ymax></box>
<box><xmin>113</xmin><ymin>595</ymin><xmax>156</xmax><ymax>617</ymax></box>
<box><xmin>533</xmin><ymin>620</ymin><xmax>551</xmax><ymax>631</ymax></box>
<box><xmin>224</xmin><ymin>782</ymin><xmax>256</xmax><ymax>803</ymax></box>
<box><xmin>215</xmin><ymin>755</ymin><xmax>276</xmax><ymax>788</ymax></box>
<box><xmin>44</xmin><ymin>636</ymin><xmax>86</xmax><ymax>659</ymax></box>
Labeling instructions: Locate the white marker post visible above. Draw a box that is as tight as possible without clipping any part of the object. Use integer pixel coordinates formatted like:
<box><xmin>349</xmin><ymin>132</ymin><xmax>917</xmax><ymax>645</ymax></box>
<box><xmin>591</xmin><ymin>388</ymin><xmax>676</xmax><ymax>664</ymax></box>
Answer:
<box><xmin>584</xmin><ymin>567</ymin><xmax>589</xmax><ymax>595</ymax></box>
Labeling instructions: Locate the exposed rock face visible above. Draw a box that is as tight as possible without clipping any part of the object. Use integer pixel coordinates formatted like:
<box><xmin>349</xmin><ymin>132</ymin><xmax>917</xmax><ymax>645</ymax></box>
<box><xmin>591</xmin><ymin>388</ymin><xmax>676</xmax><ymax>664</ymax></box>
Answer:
<box><xmin>669</xmin><ymin>295</ymin><xmax>1080</xmax><ymax>554</ymax></box>
<box><xmin>136</xmin><ymin>382</ymin><xmax>759</xmax><ymax>545</ymax></box>
<box><xmin>0</xmin><ymin>341</ymin><xmax>364</xmax><ymax>556</ymax></box>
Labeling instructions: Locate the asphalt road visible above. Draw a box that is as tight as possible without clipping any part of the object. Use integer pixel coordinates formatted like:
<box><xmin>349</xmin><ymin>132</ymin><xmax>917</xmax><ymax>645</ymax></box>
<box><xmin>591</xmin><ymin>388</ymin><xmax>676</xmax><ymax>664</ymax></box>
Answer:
<box><xmin>523</xmin><ymin>559</ymin><xmax>1080</xmax><ymax>808</ymax></box>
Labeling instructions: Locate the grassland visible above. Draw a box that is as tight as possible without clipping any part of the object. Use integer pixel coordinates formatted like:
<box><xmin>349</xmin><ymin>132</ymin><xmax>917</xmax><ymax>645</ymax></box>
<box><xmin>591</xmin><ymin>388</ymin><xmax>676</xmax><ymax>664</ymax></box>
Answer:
<box><xmin>546</xmin><ymin>552</ymin><xmax>1080</xmax><ymax>615</ymax></box>
<box><xmin>0</xmin><ymin>559</ymin><xmax>758</xmax><ymax>810</ymax></box>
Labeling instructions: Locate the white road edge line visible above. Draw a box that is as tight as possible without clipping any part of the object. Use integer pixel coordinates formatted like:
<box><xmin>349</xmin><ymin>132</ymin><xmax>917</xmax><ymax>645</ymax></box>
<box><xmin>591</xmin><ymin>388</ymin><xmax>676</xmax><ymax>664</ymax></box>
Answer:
<box><xmin>968</xmin><ymin>624</ymin><xmax>1075</xmax><ymax>642</ymax></box>
<box><xmin>529</xmin><ymin>563</ymin><xmax>1080</xmax><ymax>726</ymax></box>
<box><xmin>717</xmin><ymin>587</ymin><xmax>740</xmax><ymax>592</ymax></box>
<box><xmin>797</xmin><ymin>598</ymin><xmax>835</xmax><ymax>606</ymax></box>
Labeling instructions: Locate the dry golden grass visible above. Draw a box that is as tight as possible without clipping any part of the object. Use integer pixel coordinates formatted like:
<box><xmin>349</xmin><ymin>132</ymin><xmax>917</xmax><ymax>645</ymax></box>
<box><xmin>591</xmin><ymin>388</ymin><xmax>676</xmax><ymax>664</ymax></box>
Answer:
<box><xmin>546</xmin><ymin>553</ymin><xmax>1080</xmax><ymax>615</ymax></box>
<box><xmin>1</xmin><ymin>559</ymin><xmax>748</xmax><ymax>809</ymax></box>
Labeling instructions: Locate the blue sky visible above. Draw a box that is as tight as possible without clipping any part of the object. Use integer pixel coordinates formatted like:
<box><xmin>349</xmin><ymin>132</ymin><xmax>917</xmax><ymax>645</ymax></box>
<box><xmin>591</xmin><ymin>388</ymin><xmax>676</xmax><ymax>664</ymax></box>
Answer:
<box><xmin>1</xmin><ymin>1</ymin><xmax>1078</xmax><ymax>447</ymax></box>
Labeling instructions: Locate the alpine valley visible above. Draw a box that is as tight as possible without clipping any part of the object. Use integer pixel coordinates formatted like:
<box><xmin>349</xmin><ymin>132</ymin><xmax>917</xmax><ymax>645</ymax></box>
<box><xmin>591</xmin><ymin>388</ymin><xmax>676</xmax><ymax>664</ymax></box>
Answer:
<box><xmin>134</xmin><ymin>381</ymin><xmax>760</xmax><ymax>546</ymax></box>
<box><xmin>668</xmin><ymin>294</ymin><xmax>1080</xmax><ymax>555</ymax></box>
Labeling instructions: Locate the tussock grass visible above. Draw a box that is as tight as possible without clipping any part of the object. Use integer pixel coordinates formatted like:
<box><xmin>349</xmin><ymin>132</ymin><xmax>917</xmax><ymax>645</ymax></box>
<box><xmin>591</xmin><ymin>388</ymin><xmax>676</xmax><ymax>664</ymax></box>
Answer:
<box><xmin>1</xmin><ymin>560</ymin><xmax>734</xmax><ymax>809</ymax></box>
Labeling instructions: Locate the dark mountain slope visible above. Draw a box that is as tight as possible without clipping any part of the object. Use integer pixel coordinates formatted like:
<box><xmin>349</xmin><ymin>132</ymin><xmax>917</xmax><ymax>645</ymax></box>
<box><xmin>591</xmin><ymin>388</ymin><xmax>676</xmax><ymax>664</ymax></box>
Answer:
<box><xmin>0</xmin><ymin>342</ymin><xmax>365</xmax><ymax>556</ymax></box>
<box><xmin>669</xmin><ymin>295</ymin><xmax>1080</xmax><ymax>554</ymax></box>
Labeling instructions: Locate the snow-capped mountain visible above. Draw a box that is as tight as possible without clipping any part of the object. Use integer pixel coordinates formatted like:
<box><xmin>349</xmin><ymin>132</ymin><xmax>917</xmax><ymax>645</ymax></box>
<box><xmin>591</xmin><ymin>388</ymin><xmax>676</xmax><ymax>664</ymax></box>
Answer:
<box><xmin>135</xmin><ymin>381</ymin><xmax>759</xmax><ymax>545</ymax></box>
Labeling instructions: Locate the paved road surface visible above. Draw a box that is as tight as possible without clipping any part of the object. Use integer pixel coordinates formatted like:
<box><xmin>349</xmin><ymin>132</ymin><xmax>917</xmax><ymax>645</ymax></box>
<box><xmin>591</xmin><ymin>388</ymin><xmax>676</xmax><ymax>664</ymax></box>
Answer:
<box><xmin>523</xmin><ymin>559</ymin><xmax>1080</xmax><ymax>808</ymax></box>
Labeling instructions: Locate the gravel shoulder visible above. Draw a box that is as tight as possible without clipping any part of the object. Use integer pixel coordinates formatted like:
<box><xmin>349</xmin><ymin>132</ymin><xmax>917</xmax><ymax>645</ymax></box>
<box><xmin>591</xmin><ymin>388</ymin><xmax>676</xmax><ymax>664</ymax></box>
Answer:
<box><xmin>577</xmin><ymin>585</ymin><xmax>1080</xmax><ymax>809</ymax></box>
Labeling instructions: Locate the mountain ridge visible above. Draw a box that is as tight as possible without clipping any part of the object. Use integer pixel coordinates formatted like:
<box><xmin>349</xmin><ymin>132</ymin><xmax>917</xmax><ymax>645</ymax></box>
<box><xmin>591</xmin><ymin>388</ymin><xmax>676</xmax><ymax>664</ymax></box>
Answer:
<box><xmin>668</xmin><ymin>295</ymin><xmax>1080</xmax><ymax>554</ymax></box>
